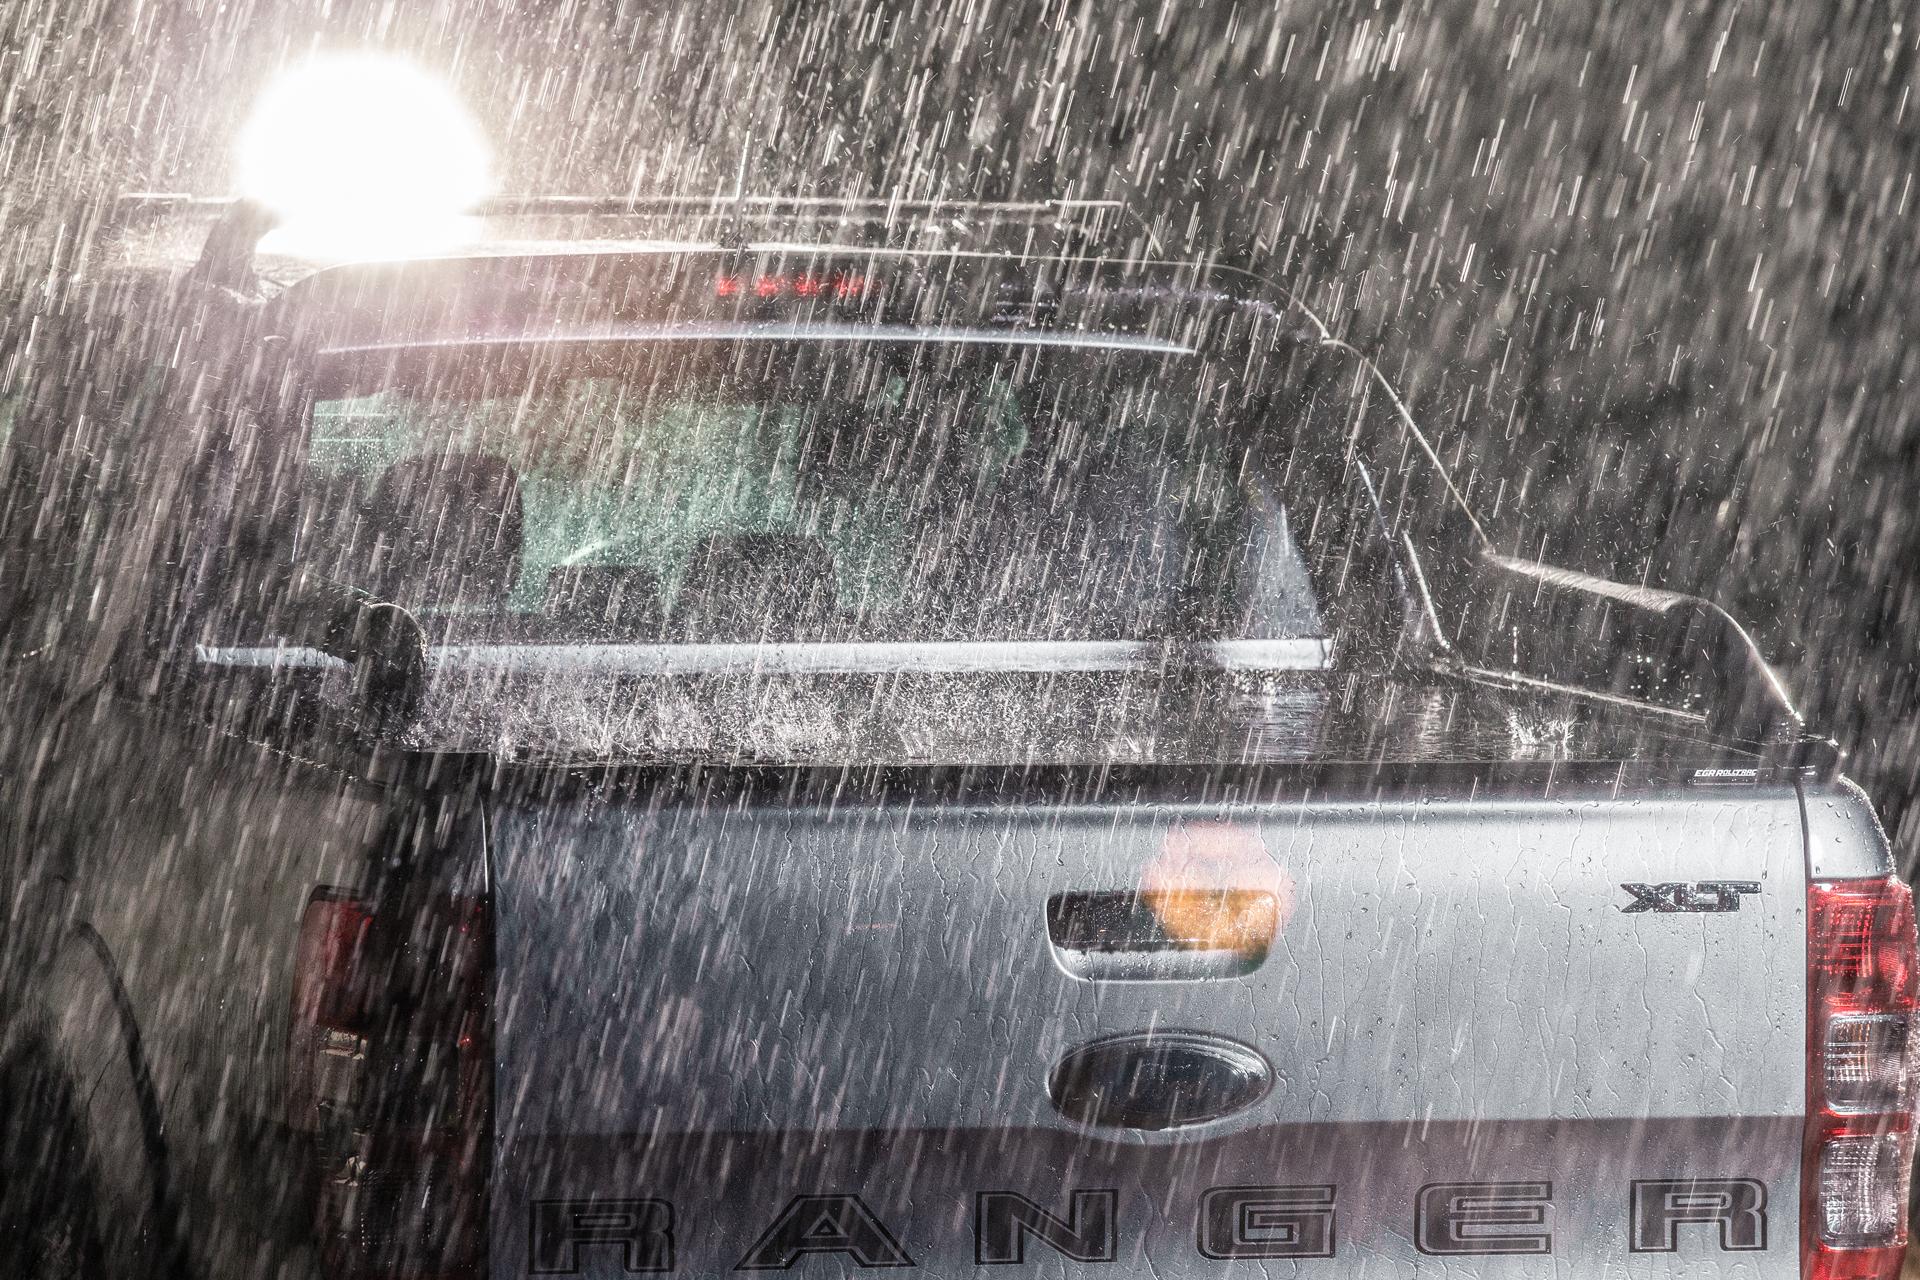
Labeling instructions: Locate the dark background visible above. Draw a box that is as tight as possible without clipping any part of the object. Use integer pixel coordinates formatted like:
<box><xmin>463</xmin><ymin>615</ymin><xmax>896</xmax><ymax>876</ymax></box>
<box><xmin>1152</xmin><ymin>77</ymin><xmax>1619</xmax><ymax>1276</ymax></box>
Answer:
<box><xmin>4</xmin><ymin>0</ymin><xmax>1916</xmax><ymax>852</ymax></box>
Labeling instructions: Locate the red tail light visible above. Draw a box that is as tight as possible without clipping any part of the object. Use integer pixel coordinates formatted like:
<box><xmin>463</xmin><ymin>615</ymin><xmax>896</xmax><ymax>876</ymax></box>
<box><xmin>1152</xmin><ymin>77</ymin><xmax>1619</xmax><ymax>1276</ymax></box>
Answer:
<box><xmin>289</xmin><ymin>892</ymin><xmax>374</xmax><ymax>1132</ymax></box>
<box><xmin>291</xmin><ymin>888</ymin><xmax>492</xmax><ymax>1278</ymax></box>
<box><xmin>1804</xmin><ymin>877</ymin><xmax>1919</xmax><ymax>1280</ymax></box>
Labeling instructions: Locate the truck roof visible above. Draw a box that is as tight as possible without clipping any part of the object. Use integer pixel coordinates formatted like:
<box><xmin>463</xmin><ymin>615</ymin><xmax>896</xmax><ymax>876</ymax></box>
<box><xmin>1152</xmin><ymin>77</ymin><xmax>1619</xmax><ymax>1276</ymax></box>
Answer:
<box><xmin>98</xmin><ymin>194</ymin><xmax>1170</xmax><ymax>297</ymax></box>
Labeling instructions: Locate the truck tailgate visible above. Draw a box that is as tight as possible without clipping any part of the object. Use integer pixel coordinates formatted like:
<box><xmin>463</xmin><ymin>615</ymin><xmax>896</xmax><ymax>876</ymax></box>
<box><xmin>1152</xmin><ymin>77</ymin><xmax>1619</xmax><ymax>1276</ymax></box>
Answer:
<box><xmin>488</xmin><ymin>781</ymin><xmax>1807</xmax><ymax>1279</ymax></box>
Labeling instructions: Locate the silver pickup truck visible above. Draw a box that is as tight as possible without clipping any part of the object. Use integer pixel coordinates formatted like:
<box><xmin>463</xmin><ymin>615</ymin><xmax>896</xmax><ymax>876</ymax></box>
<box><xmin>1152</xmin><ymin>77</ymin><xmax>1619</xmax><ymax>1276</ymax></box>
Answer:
<box><xmin>1</xmin><ymin>197</ymin><xmax>1913</xmax><ymax>1280</ymax></box>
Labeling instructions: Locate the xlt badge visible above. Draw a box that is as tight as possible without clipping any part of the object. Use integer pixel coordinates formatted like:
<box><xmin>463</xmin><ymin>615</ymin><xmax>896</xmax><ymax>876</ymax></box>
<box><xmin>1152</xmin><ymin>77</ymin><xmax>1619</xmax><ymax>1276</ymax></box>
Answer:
<box><xmin>1620</xmin><ymin>881</ymin><xmax>1761</xmax><ymax>913</ymax></box>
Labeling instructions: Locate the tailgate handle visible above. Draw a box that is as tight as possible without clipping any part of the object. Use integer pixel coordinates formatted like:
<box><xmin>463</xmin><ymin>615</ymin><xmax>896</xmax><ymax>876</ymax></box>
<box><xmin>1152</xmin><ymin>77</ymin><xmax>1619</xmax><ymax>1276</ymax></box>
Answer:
<box><xmin>1046</xmin><ymin>890</ymin><xmax>1277</xmax><ymax>981</ymax></box>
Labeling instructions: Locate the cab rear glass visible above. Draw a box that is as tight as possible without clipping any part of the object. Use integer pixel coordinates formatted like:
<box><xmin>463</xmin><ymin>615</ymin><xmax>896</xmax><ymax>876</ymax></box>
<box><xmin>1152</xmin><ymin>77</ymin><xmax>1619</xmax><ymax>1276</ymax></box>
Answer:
<box><xmin>286</xmin><ymin>336</ymin><xmax>1326</xmax><ymax>652</ymax></box>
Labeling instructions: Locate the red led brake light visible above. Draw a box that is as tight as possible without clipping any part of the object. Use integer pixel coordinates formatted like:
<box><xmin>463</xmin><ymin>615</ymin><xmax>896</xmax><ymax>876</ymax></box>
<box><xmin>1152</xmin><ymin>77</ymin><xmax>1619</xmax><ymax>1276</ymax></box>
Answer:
<box><xmin>715</xmin><ymin>272</ymin><xmax>869</xmax><ymax>299</ymax></box>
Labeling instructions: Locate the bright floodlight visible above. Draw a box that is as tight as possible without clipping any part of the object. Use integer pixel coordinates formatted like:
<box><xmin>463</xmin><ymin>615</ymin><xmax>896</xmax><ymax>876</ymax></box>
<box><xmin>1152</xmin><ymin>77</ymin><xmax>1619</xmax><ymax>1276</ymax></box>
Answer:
<box><xmin>236</xmin><ymin>53</ymin><xmax>492</xmax><ymax>259</ymax></box>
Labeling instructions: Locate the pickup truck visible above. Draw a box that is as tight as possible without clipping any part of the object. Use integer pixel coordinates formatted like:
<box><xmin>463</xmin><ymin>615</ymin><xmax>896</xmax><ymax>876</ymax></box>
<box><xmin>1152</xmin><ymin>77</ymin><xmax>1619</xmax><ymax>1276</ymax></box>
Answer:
<box><xmin>0</xmin><ymin>195</ymin><xmax>1912</xmax><ymax>1280</ymax></box>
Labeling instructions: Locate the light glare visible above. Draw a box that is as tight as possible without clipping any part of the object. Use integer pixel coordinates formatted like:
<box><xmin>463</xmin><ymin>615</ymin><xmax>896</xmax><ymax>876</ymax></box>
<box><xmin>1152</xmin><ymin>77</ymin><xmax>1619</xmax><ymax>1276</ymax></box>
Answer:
<box><xmin>236</xmin><ymin>53</ymin><xmax>492</xmax><ymax>260</ymax></box>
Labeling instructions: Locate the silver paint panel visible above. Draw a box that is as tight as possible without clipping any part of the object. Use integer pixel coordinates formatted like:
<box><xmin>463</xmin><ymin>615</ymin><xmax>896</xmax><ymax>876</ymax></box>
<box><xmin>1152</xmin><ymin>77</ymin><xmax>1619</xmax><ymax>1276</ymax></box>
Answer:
<box><xmin>489</xmin><ymin>786</ymin><xmax>1809</xmax><ymax>1278</ymax></box>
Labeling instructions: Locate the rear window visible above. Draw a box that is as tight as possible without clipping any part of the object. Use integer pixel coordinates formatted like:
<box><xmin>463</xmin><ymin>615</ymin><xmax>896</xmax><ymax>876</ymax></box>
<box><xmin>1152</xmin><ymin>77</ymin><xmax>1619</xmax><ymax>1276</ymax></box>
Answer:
<box><xmin>287</xmin><ymin>336</ymin><xmax>1325</xmax><ymax>652</ymax></box>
